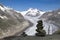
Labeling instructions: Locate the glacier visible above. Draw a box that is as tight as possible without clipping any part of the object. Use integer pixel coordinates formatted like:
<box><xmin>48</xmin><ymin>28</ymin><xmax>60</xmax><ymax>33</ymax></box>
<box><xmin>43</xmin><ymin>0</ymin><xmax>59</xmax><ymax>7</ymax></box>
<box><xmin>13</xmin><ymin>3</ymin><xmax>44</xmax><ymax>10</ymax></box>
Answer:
<box><xmin>20</xmin><ymin>8</ymin><xmax>58</xmax><ymax>36</ymax></box>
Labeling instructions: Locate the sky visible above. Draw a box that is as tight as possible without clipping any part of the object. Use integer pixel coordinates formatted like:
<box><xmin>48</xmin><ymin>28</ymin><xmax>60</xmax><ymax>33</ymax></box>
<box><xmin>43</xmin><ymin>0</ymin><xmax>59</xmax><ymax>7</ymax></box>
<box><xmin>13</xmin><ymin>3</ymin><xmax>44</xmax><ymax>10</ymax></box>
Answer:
<box><xmin>0</xmin><ymin>0</ymin><xmax>60</xmax><ymax>11</ymax></box>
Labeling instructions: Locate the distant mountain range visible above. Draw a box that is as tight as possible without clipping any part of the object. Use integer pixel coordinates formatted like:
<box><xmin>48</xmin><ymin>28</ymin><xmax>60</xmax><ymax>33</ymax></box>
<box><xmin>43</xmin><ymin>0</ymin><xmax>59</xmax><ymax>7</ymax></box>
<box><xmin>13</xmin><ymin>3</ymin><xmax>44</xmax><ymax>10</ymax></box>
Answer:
<box><xmin>20</xmin><ymin>8</ymin><xmax>45</xmax><ymax>17</ymax></box>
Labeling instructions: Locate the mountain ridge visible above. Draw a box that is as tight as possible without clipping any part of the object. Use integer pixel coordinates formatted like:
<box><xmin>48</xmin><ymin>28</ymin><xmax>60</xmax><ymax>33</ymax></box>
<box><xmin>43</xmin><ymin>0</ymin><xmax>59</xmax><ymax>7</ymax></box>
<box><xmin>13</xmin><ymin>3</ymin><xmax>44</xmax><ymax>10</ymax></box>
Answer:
<box><xmin>0</xmin><ymin>4</ymin><xmax>32</xmax><ymax>38</ymax></box>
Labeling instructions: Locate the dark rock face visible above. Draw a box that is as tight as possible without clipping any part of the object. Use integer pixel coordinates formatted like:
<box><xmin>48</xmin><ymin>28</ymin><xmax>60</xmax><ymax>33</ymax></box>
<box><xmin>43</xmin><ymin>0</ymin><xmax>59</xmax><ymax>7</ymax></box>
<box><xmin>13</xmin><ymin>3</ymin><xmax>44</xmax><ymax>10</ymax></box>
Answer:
<box><xmin>21</xmin><ymin>32</ymin><xmax>27</xmax><ymax>37</ymax></box>
<box><xmin>35</xmin><ymin>20</ymin><xmax>46</xmax><ymax>36</ymax></box>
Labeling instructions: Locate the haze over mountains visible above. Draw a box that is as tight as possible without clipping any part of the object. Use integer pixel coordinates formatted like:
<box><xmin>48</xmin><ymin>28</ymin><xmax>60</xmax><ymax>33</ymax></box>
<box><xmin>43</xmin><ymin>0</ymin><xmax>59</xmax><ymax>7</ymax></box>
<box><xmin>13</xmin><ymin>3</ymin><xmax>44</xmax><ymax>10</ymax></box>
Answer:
<box><xmin>0</xmin><ymin>4</ymin><xmax>60</xmax><ymax>38</ymax></box>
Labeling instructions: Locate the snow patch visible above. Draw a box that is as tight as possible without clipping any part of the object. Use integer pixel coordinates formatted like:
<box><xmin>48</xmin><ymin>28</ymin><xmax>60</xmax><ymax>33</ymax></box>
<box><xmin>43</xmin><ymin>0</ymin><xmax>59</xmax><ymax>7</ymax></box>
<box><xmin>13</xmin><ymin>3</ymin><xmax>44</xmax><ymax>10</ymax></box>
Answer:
<box><xmin>0</xmin><ymin>15</ymin><xmax>8</xmax><ymax>19</ymax></box>
<box><xmin>58</xmin><ymin>12</ymin><xmax>60</xmax><ymax>14</ymax></box>
<box><xmin>4</xmin><ymin>6</ymin><xmax>13</xmax><ymax>10</ymax></box>
<box><xmin>0</xmin><ymin>6</ymin><xmax>5</xmax><ymax>11</ymax></box>
<box><xmin>20</xmin><ymin>11</ymin><xmax>28</xmax><ymax>16</ymax></box>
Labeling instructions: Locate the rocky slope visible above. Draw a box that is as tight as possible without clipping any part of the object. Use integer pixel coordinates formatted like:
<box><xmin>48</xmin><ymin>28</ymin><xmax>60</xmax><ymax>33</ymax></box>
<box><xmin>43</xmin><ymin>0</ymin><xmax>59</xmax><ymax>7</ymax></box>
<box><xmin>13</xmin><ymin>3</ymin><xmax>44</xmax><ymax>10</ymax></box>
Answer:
<box><xmin>0</xmin><ymin>4</ymin><xmax>31</xmax><ymax>38</ymax></box>
<box><xmin>40</xmin><ymin>9</ymin><xmax>60</xmax><ymax>29</ymax></box>
<box><xmin>1</xmin><ymin>35</ymin><xmax>60</xmax><ymax>40</ymax></box>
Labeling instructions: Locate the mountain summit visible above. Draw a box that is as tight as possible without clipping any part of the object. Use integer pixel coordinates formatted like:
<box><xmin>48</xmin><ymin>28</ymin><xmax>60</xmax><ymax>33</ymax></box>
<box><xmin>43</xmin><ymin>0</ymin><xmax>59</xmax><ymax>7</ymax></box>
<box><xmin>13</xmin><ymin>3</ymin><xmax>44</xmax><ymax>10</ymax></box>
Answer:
<box><xmin>20</xmin><ymin>8</ymin><xmax>45</xmax><ymax>17</ymax></box>
<box><xmin>26</xmin><ymin>8</ymin><xmax>40</xmax><ymax>17</ymax></box>
<box><xmin>0</xmin><ymin>4</ymin><xmax>5</xmax><ymax>11</ymax></box>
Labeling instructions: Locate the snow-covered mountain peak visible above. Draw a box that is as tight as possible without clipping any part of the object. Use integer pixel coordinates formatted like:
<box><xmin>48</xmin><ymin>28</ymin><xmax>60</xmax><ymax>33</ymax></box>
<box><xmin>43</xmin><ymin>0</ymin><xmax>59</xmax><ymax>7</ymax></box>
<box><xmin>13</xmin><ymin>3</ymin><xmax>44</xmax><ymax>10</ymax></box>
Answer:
<box><xmin>25</xmin><ymin>8</ymin><xmax>45</xmax><ymax>17</ymax></box>
<box><xmin>0</xmin><ymin>4</ymin><xmax>13</xmax><ymax>12</ymax></box>
<box><xmin>4</xmin><ymin>6</ymin><xmax>13</xmax><ymax>10</ymax></box>
<box><xmin>27</xmin><ymin>8</ymin><xmax>33</xmax><ymax>11</ymax></box>
<box><xmin>0</xmin><ymin>4</ymin><xmax>5</xmax><ymax>11</ymax></box>
<box><xmin>27</xmin><ymin>8</ymin><xmax>39</xmax><ymax>13</ymax></box>
<box><xmin>20</xmin><ymin>8</ymin><xmax>45</xmax><ymax>17</ymax></box>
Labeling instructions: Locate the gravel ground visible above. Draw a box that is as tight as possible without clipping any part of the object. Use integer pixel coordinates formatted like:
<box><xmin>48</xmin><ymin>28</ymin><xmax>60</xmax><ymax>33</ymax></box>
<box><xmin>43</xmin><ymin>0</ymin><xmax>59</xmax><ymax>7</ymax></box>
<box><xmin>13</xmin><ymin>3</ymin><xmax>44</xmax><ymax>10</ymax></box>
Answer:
<box><xmin>1</xmin><ymin>35</ymin><xmax>60</xmax><ymax>40</ymax></box>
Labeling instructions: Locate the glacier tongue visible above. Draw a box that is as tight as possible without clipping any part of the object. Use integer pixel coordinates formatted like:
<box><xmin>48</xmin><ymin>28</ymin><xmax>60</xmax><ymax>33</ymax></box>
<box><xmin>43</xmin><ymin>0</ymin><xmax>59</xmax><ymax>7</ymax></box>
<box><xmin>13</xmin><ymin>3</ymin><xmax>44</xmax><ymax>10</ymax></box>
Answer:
<box><xmin>24</xmin><ymin>15</ymin><xmax>58</xmax><ymax>35</ymax></box>
<box><xmin>24</xmin><ymin>16</ymin><xmax>38</xmax><ymax>36</ymax></box>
